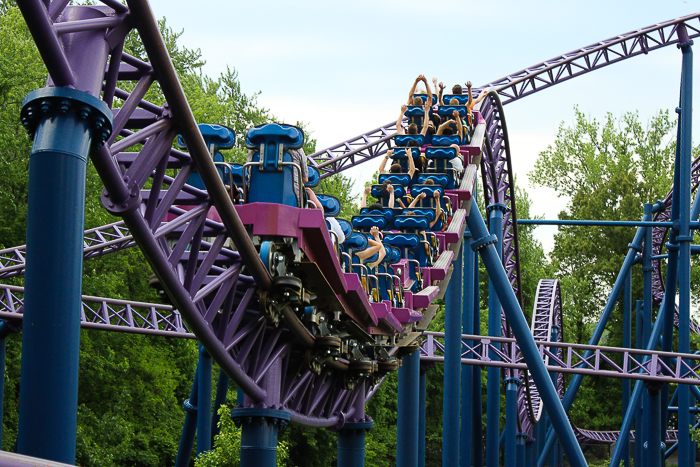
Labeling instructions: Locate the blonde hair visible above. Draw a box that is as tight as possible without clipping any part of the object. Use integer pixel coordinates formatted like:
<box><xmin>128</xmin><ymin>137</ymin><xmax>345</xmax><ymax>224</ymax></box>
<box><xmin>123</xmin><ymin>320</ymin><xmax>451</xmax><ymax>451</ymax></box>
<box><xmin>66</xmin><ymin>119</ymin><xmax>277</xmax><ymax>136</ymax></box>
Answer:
<box><xmin>449</xmin><ymin>98</ymin><xmax>459</xmax><ymax>105</ymax></box>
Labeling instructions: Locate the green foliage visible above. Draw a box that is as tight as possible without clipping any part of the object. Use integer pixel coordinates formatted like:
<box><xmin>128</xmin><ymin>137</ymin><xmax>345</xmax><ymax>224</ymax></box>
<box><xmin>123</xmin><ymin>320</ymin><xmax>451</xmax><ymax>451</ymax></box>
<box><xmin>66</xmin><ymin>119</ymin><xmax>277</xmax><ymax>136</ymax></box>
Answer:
<box><xmin>195</xmin><ymin>405</ymin><xmax>289</xmax><ymax>467</ymax></box>
<box><xmin>0</xmin><ymin>7</ymin><xmax>44</xmax><ymax>249</ymax></box>
<box><xmin>313</xmin><ymin>173</ymin><xmax>359</xmax><ymax>220</ymax></box>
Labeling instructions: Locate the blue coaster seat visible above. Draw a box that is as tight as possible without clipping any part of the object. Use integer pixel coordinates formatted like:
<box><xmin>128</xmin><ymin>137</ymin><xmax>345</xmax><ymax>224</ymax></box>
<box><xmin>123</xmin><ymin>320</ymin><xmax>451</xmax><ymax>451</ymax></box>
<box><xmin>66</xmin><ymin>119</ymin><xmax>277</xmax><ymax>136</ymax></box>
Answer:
<box><xmin>245</xmin><ymin>123</ymin><xmax>305</xmax><ymax>207</ymax></box>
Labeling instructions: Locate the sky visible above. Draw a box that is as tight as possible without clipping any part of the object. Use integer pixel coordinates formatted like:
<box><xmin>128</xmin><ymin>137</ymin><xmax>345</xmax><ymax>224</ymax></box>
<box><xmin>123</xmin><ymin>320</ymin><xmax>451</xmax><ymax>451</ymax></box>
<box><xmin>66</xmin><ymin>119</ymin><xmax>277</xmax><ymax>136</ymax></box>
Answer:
<box><xmin>146</xmin><ymin>0</ymin><xmax>700</xmax><ymax>253</ymax></box>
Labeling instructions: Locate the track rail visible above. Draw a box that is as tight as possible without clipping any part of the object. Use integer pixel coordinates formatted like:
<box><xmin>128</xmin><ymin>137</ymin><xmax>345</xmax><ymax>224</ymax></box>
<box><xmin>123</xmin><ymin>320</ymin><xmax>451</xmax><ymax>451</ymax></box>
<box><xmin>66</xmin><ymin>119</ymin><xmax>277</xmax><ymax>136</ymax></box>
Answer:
<box><xmin>0</xmin><ymin>284</ymin><xmax>192</xmax><ymax>337</ymax></box>
<box><xmin>0</xmin><ymin>221</ymin><xmax>134</xmax><ymax>279</ymax></box>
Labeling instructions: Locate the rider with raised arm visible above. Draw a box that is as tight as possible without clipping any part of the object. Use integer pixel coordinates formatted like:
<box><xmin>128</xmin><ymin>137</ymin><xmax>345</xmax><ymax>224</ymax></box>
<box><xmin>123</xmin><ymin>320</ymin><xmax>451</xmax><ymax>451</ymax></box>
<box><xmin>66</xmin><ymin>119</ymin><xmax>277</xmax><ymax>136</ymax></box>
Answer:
<box><xmin>396</xmin><ymin>100</ymin><xmax>432</xmax><ymax>136</ymax></box>
<box><xmin>407</xmin><ymin>74</ymin><xmax>433</xmax><ymax>106</ymax></box>
<box><xmin>466</xmin><ymin>81</ymin><xmax>489</xmax><ymax>127</ymax></box>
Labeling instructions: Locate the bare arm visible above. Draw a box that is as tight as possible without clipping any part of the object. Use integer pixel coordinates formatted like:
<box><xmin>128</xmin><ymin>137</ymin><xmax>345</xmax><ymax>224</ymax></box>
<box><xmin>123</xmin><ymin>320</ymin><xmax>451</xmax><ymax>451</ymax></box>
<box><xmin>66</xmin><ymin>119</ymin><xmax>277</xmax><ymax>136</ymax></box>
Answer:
<box><xmin>408</xmin><ymin>192</ymin><xmax>426</xmax><ymax>209</ymax></box>
<box><xmin>423</xmin><ymin>76</ymin><xmax>433</xmax><ymax>107</ymax></box>
<box><xmin>431</xmin><ymin>190</ymin><xmax>442</xmax><ymax>227</ymax></box>
<box><xmin>420</xmin><ymin>101</ymin><xmax>431</xmax><ymax>136</ymax></box>
<box><xmin>438</xmin><ymin>82</ymin><xmax>445</xmax><ymax>105</ymax></box>
<box><xmin>396</xmin><ymin>104</ymin><xmax>407</xmax><ymax>134</ymax></box>
<box><xmin>431</xmin><ymin>77</ymin><xmax>439</xmax><ymax>97</ymax></box>
<box><xmin>407</xmin><ymin>148</ymin><xmax>416</xmax><ymax>179</ymax></box>
<box><xmin>437</xmin><ymin>119</ymin><xmax>455</xmax><ymax>135</ymax></box>
<box><xmin>306</xmin><ymin>187</ymin><xmax>322</xmax><ymax>209</ymax></box>
<box><xmin>387</xmin><ymin>186</ymin><xmax>395</xmax><ymax>208</ymax></box>
<box><xmin>360</xmin><ymin>185</ymin><xmax>371</xmax><ymax>209</ymax></box>
<box><xmin>466</xmin><ymin>81</ymin><xmax>473</xmax><ymax>110</ymax></box>
<box><xmin>407</xmin><ymin>76</ymin><xmax>421</xmax><ymax>104</ymax></box>
<box><xmin>379</xmin><ymin>149</ymin><xmax>393</xmax><ymax>174</ymax></box>
<box><xmin>453</xmin><ymin>110</ymin><xmax>464</xmax><ymax>141</ymax></box>
<box><xmin>471</xmin><ymin>90</ymin><xmax>489</xmax><ymax>110</ymax></box>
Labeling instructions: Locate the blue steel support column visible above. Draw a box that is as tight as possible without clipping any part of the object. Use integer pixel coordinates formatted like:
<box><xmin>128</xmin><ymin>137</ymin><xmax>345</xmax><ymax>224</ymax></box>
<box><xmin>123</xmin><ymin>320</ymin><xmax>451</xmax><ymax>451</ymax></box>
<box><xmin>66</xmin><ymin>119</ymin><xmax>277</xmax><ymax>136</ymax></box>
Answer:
<box><xmin>622</xmin><ymin>267</ymin><xmax>632</xmax><ymax>467</ymax></box>
<box><xmin>527</xmin><ymin>437</ymin><xmax>536</xmax><ymax>467</ymax></box>
<box><xmin>516</xmin><ymin>434</ymin><xmax>527</xmax><ymax>467</ymax></box>
<box><xmin>17</xmin><ymin>73</ymin><xmax>112</xmax><ymax>467</ymax></box>
<box><xmin>644</xmin><ymin>382</ymin><xmax>663</xmax><ymax>467</ymax></box>
<box><xmin>504</xmin><ymin>378</ymin><xmax>521</xmax><ymax>467</ymax></box>
<box><xmin>418</xmin><ymin>368</ymin><xmax>427</xmax><ymax>467</ymax></box>
<box><xmin>661</xmin><ymin>107</ymin><xmax>682</xmax><ymax>447</ymax></box>
<box><xmin>677</xmin><ymin>25</ymin><xmax>694</xmax><ymax>467</ymax></box>
<box><xmin>635</xmin><ymin>300</ymin><xmax>644</xmax><ymax>467</ymax></box>
<box><xmin>233</xmin><ymin>359</ymin><xmax>289</xmax><ymax>467</ymax></box>
<box><xmin>338</xmin><ymin>380</ymin><xmax>373</xmax><ymax>467</ymax></box>
<box><xmin>486</xmin><ymin>203</ymin><xmax>506</xmax><ymax>467</ymax></box>
<box><xmin>473</xmin><ymin>243</ymin><xmax>484</xmax><ymax>467</ymax></box>
<box><xmin>642</xmin><ymin>203</ymin><xmax>655</xmax><ymax>467</ymax></box>
<box><xmin>397</xmin><ymin>350</ymin><xmax>420</xmax><ymax>467</ymax></box>
<box><xmin>175</xmin><ymin>367</ymin><xmax>200</xmax><ymax>467</ymax></box>
<box><xmin>537</xmin><ymin>415</ymin><xmax>547</xmax><ymax>465</ymax></box>
<box><xmin>462</xmin><ymin>228</ymin><xmax>475</xmax><ymax>467</ymax></box>
<box><xmin>212</xmin><ymin>370</ymin><xmax>230</xmax><ymax>440</ymax></box>
<box><xmin>197</xmin><ymin>346</ymin><xmax>213</xmax><ymax>454</ymax></box>
<box><xmin>465</xmin><ymin>199</ymin><xmax>588</xmax><ymax>467</ymax></box>
<box><xmin>443</xmin><ymin>244</ymin><xmax>463</xmax><ymax>466</ymax></box>
<box><xmin>0</xmin><ymin>321</ymin><xmax>16</xmax><ymax>447</ymax></box>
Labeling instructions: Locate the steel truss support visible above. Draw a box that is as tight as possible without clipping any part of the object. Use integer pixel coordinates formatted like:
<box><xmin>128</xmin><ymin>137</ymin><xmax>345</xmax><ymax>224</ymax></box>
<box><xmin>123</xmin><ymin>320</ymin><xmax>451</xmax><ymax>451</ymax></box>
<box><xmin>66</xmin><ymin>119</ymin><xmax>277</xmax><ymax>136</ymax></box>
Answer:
<box><xmin>465</xmin><ymin>198</ymin><xmax>587</xmax><ymax>467</ymax></box>
<box><xmin>337</xmin><ymin>380</ymin><xmax>373</xmax><ymax>467</ymax></box>
<box><xmin>233</xmin><ymin>359</ymin><xmax>289</xmax><ymax>467</ymax></box>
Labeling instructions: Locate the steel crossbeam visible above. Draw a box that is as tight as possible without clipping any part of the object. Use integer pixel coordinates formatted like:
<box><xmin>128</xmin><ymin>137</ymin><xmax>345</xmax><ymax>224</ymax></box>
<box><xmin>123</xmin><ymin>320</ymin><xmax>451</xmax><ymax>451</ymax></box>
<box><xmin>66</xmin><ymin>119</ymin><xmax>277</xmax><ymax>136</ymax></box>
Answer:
<box><xmin>473</xmin><ymin>12</ymin><xmax>700</xmax><ymax>103</ymax></box>
<box><xmin>420</xmin><ymin>332</ymin><xmax>700</xmax><ymax>386</ymax></box>
<box><xmin>0</xmin><ymin>284</ymin><xmax>192</xmax><ymax>337</ymax></box>
<box><xmin>0</xmin><ymin>221</ymin><xmax>134</xmax><ymax>279</ymax></box>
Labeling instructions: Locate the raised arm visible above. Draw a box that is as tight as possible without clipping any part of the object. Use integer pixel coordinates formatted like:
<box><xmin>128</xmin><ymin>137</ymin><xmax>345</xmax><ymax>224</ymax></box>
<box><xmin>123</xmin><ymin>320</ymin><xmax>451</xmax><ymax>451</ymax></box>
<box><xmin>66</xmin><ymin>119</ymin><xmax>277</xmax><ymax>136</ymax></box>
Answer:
<box><xmin>408</xmin><ymin>192</ymin><xmax>426</xmax><ymax>209</ymax></box>
<box><xmin>453</xmin><ymin>110</ymin><xmax>464</xmax><ymax>141</ymax></box>
<box><xmin>424</xmin><ymin>76</ymin><xmax>433</xmax><ymax>107</ymax></box>
<box><xmin>437</xmin><ymin>119</ymin><xmax>455</xmax><ymax>135</ymax></box>
<box><xmin>407</xmin><ymin>147</ymin><xmax>416</xmax><ymax>179</ymax></box>
<box><xmin>360</xmin><ymin>185</ymin><xmax>371</xmax><ymax>209</ymax></box>
<box><xmin>466</xmin><ymin>81</ymin><xmax>474</xmax><ymax>111</ymax></box>
<box><xmin>420</xmin><ymin>100</ymin><xmax>431</xmax><ymax>136</ymax></box>
<box><xmin>407</xmin><ymin>76</ymin><xmax>422</xmax><ymax>104</ymax></box>
<box><xmin>397</xmin><ymin>104</ymin><xmax>408</xmax><ymax>134</ymax></box>
<box><xmin>387</xmin><ymin>184</ymin><xmax>396</xmax><ymax>209</ymax></box>
<box><xmin>432</xmin><ymin>77</ymin><xmax>439</xmax><ymax>97</ymax></box>
<box><xmin>431</xmin><ymin>190</ymin><xmax>442</xmax><ymax>228</ymax></box>
<box><xmin>438</xmin><ymin>81</ymin><xmax>445</xmax><ymax>105</ymax></box>
<box><xmin>379</xmin><ymin>149</ymin><xmax>393</xmax><ymax>174</ymax></box>
<box><xmin>470</xmin><ymin>89</ymin><xmax>489</xmax><ymax>111</ymax></box>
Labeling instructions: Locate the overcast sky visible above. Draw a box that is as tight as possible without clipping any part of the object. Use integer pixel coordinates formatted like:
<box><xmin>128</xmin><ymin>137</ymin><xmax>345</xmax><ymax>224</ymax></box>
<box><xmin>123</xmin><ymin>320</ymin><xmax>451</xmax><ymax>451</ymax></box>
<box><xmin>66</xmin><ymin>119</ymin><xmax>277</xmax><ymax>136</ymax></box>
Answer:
<box><xmin>146</xmin><ymin>0</ymin><xmax>700</xmax><ymax>252</ymax></box>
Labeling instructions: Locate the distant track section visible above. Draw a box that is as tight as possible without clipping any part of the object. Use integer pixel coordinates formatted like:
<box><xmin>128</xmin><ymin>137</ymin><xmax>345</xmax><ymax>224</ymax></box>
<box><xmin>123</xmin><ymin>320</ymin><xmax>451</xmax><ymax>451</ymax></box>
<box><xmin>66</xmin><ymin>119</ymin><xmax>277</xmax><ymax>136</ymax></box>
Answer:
<box><xmin>308</xmin><ymin>12</ymin><xmax>700</xmax><ymax>179</ymax></box>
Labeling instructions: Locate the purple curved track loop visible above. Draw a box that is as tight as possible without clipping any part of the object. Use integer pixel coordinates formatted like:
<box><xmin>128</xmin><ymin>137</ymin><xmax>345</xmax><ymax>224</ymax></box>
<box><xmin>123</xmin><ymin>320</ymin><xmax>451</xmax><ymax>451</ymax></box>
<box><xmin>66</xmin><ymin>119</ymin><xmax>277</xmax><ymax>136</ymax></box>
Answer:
<box><xmin>517</xmin><ymin>280</ymin><xmax>564</xmax><ymax>436</ymax></box>
<box><xmin>651</xmin><ymin>153</ymin><xmax>700</xmax><ymax>333</ymax></box>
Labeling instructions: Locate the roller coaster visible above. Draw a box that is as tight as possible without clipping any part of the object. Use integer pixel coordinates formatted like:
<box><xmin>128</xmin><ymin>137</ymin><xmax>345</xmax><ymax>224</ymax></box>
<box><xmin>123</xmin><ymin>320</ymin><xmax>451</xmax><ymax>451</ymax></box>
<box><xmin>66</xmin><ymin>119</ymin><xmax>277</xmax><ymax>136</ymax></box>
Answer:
<box><xmin>1</xmin><ymin>2</ymin><xmax>700</xmax><ymax>466</ymax></box>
